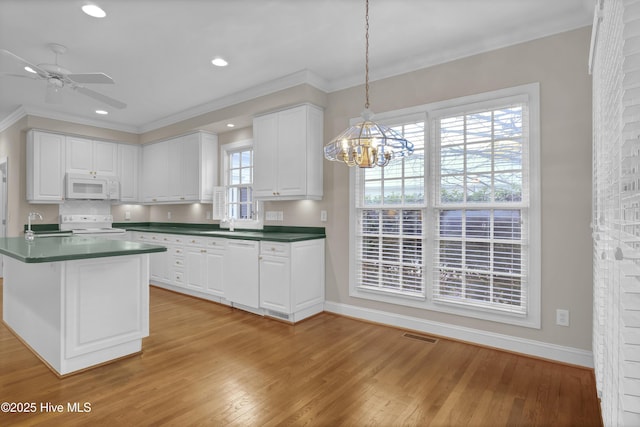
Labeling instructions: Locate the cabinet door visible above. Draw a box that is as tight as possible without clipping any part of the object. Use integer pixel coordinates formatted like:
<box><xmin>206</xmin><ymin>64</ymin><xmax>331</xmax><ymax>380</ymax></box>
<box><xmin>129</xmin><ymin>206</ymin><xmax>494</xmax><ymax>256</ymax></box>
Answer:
<box><xmin>252</xmin><ymin>113</ymin><xmax>279</xmax><ymax>198</ymax></box>
<box><xmin>92</xmin><ymin>140</ymin><xmax>118</xmax><ymax>175</ymax></box>
<box><xmin>185</xmin><ymin>246</ymin><xmax>205</xmax><ymax>291</ymax></box>
<box><xmin>204</xmin><ymin>248</ymin><xmax>225</xmax><ymax>297</ymax></box>
<box><xmin>66</xmin><ymin>136</ymin><xmax>94</xmax><ymax>174</ymax></box>
<box><xmin>27</xmin><ymin>131</ymin><xmax>66</xmax><ymax>202</ymax></box>
<box><xmin>223</xmin><ymin>240</ymin><xmax>259</xmax><ymax>309</ymax></box>
<box><xmin>142</xmin><ymin>142</ymin><xmax>169</xmax><ymax>202</ymax></box>
<box><xmin>150</xmin><ymin>248</ymin><xmax>168</xmax><ymax>283</ymax></box>
<box><xmin>276</xmin><ymin>106</ymin><xmax>307</xmax><ymax>196</ymax></box>
<box><xmin>259</xmin><ymin>254</ymin><xmax>291</xmax><ymax>313</ymax></box>
<box><xmin>167</xmin><ymin>138</ymin><xmax>184</xmax><ymax>201</ymax></box>
<box><xmin>180</xmin><ymin>133</ymin><xmax>201</xmax><ymax>201</ymax></box>
<box><xmin>118</xmin><ymin>144</ymin><xmax>139</xmax><ymax>202</ymax></box>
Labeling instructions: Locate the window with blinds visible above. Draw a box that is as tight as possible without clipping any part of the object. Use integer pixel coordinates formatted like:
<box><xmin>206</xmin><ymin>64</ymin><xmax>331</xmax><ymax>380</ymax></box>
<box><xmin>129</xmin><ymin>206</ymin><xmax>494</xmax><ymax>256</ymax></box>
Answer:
<box><xmin>355</xmin><ymin>122</ymin><xmax>426</xmax><ymax>296</ymax></box>
<box><xmin>433</xmin><ymin>104</ymin><xmax>528</xmax><ymax>314</ymax></box>
<box><xmin>350</xmin><ymin>86</ymin><xmax>538</xmax><ymax>323</ymax></box>
<box><xmin>227</xmin><ymin>148</ymin><xmax>256</xmax><ymax>220</ymax></box>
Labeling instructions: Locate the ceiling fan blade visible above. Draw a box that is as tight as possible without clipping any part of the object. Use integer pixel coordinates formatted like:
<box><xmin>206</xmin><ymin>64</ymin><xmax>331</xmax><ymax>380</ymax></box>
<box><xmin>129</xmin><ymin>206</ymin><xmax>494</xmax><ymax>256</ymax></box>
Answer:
<box><xmin>67</xmin><ymin>72</ymin><xmax>114</xmax><ymax>84</ymax></box>
<box><xmin>74</xmin><ymin>86</ymin><xmax>127</xmax><ymax>109</ymax></box>
<box><xmin>0</xmin><ymin>72</ymin><xmax>39</xmax><ymax>80</ymax></box>
<box><xmin>0</xmin><ymin>49</ymin><xmax>48</xmax><ymax>78</ymax></box>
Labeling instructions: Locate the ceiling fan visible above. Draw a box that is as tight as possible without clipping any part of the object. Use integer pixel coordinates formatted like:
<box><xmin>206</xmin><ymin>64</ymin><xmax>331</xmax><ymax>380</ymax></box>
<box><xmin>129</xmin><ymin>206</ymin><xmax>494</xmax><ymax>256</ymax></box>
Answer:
<box><xmin>0</xmin><ymin>43</ymin><xmax>127</xmax><ymax>109</ymax></box>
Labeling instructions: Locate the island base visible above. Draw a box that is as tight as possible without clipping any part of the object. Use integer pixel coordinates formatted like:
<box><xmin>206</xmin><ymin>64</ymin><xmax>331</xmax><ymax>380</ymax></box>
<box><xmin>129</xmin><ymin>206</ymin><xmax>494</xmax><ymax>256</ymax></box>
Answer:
<box><xmin>2</xmin><ymin>254</ymin><xmax>149</xmax><ymax>376</ymax></box>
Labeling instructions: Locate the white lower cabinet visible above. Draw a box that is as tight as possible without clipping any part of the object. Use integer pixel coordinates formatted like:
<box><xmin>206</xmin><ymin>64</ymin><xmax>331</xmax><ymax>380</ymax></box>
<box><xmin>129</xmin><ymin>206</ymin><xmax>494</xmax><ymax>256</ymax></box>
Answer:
<box><xmin>137</xmin><ymin>232</ymin><xmax>184</xmax><ymax>287</ymax></box>
<box><xmin>135</xmin><ymin>231</ymin><xmax>325</xmax><ymax>322</ymax></box>
<box><xmin>259</xmin><ymin>239</ymin><xmax>325</xmax><ymax>322</ymax></box>
<box><xmin>185</xmin><ymin>237</ymin><xmax>226</xmax><ymax>298</ymax></box>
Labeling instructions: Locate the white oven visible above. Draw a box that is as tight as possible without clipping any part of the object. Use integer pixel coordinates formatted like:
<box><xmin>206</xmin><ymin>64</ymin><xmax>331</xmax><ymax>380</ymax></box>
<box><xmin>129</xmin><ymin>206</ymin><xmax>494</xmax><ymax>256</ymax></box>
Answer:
<box><xmin>65</xmin><ymin>173</ymin><xmax>120</xmax><ymax>201</ymax></box>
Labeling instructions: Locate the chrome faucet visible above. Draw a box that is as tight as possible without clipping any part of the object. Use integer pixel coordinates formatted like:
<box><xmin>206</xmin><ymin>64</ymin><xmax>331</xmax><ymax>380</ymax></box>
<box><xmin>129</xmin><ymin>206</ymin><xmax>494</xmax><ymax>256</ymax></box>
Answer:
<box><xmin>25</xmin><ymin>212</ymin><xmax>43</xmax><ymax>241</ymax></box>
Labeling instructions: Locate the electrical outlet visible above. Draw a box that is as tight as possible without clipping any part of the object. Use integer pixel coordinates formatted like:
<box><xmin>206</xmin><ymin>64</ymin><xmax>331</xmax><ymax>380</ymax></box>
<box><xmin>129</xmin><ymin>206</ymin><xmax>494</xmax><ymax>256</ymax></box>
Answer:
<box><xmin>206</xmin><ymin>211</ymin><xmax>211</xmax><ymax>220</ymax></box>
<box><xmin>556</xmin><ymin>309</ymin><xmax>570</xmax><ymax>327</ymax></box>
<box><xmin>125</xmin><ymin>211</ymin><xmax>131</xmax><ymax>220</ymax></box>
<box><xmin>167</xmin><ymin>211</ymin><xmax>172</xmax><ymax>220</ymax></box>
<box><xmin>321</xmin><ymin>210</ymin><xmax>328</xmax><ymax>222</ymax></box>
<box><xmin>265</xmin><ymin>211</ymin><xmax>277</xmax><ymax>221</ymax></box>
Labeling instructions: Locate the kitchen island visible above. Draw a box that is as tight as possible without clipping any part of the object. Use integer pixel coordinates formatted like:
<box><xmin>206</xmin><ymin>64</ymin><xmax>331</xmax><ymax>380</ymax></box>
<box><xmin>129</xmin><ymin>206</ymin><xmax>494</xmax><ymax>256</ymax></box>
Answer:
<box><xmin>0</xmin><ymin>236</ymin><xmax>166</xmax><ymax>377</ymax></box>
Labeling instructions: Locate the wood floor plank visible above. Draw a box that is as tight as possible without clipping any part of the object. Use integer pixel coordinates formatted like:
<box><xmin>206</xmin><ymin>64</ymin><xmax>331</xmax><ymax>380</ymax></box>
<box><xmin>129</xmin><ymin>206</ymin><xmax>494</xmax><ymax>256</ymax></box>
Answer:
<box><xmin>0</xmin><ymin>283</ymin><xmax>602</xmax><ymax>426</ymax></box>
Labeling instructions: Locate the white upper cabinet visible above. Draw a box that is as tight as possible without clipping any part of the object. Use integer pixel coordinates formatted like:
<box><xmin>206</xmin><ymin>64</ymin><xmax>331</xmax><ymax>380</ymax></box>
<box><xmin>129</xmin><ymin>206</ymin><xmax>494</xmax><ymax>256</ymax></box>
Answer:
<box><xmin>117</xmin><ymin>144</ymin><xmax>140</xmax><ymax>203</ymax></box>
<box><xmin>141</xmin><ymin>140</ymin><xmax>169</xmax><ymax>203</ymax></box>
<box><xmin>142</xmin><ymin>131</ymin><xmax>218</xmax><ymax>204</ymax></box>
<box><xmin>253</xmin><ymin>104</ymin><xmax>323</xmax><ymax>200</ymax></box>
<box><xmin>26</xmin><ymin>130</ymin><xmax>66</xmax><ymax>203</ymax></box>
<box><xmin>66</xmin><ymin>136</ymin><xmax>117</xmax><ymax>176</ymax></box>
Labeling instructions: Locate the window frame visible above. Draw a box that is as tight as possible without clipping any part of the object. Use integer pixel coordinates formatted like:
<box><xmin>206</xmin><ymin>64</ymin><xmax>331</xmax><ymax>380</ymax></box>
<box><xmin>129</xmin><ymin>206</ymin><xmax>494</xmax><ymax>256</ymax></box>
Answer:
<box><xmin>348</xmin><ymin>83</ymin><xmax>541</xmax><ymax>328</ymax></box>
<box><xmin>220</xmin><ymin>139</ymin><xmax>263</xmax><ymax>230</ymax></box>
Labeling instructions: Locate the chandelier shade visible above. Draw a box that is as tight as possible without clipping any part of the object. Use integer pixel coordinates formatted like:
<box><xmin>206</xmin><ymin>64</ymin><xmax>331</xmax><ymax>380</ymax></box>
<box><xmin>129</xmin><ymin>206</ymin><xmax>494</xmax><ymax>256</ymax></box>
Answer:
<box><xmin>323</xmin><ymin>0</ymin><xmax>414</xmax><ymax>168</ymax></box>
<box><xmin>324</xmin><ymin>110</ymin><xmax>414</xmax><ymax>168</ymax></box>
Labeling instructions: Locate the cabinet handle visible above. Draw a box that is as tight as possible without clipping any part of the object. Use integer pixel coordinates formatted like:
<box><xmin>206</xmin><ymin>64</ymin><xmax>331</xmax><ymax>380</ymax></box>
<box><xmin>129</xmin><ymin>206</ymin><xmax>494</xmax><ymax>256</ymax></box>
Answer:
<box><xmin>201</xmin><ymin>249</ymin><xmax>207</xmax><ymax>253</ymax></box>
<box><xmin>231</xmin><ymin>242</ymin><xmax>255</xmax><ymax>247</ymax></box>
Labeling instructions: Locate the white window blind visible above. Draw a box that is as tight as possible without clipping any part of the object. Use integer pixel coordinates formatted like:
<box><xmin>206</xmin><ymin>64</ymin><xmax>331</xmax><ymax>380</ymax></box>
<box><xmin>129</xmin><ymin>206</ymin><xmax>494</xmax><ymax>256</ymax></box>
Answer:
<box><xmin>592</xmin><ymin>0</ymin><xmax>640</xmax><ymax>425</ymax></box>
<box><xmin>355</xmin><ymin>122</ymin><xmax>426</xmax><ymax>297</ymax></box>
<box><xmin>433</xmin><ymin>104</ymin><xmax>529</xmax><ymax>315</ymax></box>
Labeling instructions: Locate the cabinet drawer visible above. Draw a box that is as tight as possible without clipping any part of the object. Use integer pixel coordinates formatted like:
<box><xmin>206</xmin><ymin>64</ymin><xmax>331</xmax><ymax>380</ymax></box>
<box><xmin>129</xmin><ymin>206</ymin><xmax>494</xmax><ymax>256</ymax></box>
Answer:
<box><xmin>172</xmin><ymin>246</ymin><xmax>185</xmax><ymax>256</ymax></box>
<box><xmin>260</xmin><ymin>241</ymin><xmax>290</xmax><ymax>257</ymax></box>
<box><xmin>173</xmin><ymin>257</ymin><xmax>185</xmax><ymax>268</ymax></box>
<box><xmin>207</xmin><ymin>238</ymin><xmax>226</xmax><ymax>249</ymax></box>
<box><xmin>146</xmin><ymin>233</ymin><xmax>165</xmax><ymax>243</ymax></box>
<box><xmin>173</xmin><ymin>269</ymin><xmax>184</xmax><ymax>284</ymax></box>
<box><xmin>185</xmin><ymin>236</ymin><xmax>205</xmax><ymax>246</ymax></box>
<box><xmin>159</xmin><ymin>234</ymin><xmax>184</xmax><ymax>245</ymax></box>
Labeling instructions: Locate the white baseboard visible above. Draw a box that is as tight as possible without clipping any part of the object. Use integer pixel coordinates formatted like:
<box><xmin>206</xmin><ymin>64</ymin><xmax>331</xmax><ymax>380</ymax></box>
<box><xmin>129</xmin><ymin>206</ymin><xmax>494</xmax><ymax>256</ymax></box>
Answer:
<box><xmin>324</xmin><ymin>301</ymin><xmax>594</xmax><ymax>368</ymax></box>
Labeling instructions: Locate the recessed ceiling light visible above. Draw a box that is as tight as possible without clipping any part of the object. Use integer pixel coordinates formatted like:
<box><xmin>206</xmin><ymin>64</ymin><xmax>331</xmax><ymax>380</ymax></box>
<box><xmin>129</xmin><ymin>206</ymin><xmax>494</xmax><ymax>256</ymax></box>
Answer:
<box><xmin>95</xmin><ymin>110</ymin><xmax>108</xmax><ymax>115</ymax></box>
<box><xmin>226</xmin><ymin>123</ymin><xmax>235</xmax><ymax>128</ymax></box>
<box><xmin>24</xmin><ymin>66</ymin><xmax>36</xmax><ymax>74</ymax></box>
<box><xmin>82</xmin><ymin>4</ymin><xmax>106</xmax><ymax>18</ymax></box>
<box><xmin>211</xmin><ymin>57</ymin><xmax>228</xmax><ymax>67</ymax></box>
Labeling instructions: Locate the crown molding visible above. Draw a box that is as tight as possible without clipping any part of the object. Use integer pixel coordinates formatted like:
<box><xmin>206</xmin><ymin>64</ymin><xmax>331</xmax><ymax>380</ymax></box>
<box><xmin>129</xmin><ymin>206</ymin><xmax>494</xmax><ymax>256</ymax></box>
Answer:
<box><xmin>137</xmin><ymin>69</ymin><xmax>331</xmax><ymax>134</ymax></box>
<box><xmin>0</xmin><ymin>106</ymin><xmax>27</xmax><ymax>133</ymax></box>
<box><xmin>20</xmin><ymin>106</ymin><xmax>140</xmax><ymax>134</ymax></box>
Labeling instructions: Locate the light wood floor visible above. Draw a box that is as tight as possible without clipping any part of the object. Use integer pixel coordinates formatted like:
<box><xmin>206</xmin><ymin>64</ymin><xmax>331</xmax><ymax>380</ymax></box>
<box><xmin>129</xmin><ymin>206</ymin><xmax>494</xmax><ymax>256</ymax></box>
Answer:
<box><xmin>1</xmin><ymin>283</ymin><xmax>602</xmax><ymax>426</ymax></box>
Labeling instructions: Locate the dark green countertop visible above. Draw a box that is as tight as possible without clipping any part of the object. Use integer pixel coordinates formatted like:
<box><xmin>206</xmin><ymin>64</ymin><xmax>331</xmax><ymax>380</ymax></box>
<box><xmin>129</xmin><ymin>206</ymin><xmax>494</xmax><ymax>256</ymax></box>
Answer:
<box><xmin>118</xmin><ymin>223</ymin><xmax>326</xmax><ymax>242</ymax></box>
<box><xmin>24</xmin><ymin>223</ymin><xmax>326</xmax><ymax>243</ymax></box>
<box><xmin>0</xmin><ymin>236</ymin><xmax>167</xmax><ymax>263</ymax></box>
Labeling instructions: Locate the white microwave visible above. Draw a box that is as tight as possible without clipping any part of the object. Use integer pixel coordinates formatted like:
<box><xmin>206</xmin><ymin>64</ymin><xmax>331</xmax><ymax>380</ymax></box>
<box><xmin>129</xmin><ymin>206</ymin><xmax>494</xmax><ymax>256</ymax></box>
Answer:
<box><xmin>65</xmin><ymin>173</ymin><xmax>120</xmax><ymax>200</ymax></box>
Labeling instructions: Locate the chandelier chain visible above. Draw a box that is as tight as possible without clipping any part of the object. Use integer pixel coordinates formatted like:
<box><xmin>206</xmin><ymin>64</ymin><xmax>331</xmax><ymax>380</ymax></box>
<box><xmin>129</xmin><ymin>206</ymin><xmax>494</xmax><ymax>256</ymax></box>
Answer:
<box><xmin>365</xmin><ymin>0</ymin><xmax>370</xmax><ymax>109</ymax></box>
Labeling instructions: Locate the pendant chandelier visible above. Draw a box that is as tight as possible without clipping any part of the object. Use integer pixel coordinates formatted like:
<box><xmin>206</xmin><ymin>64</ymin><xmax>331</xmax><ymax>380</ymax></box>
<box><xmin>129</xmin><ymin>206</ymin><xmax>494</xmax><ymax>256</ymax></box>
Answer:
<box><xmin>324</xmin><ymin>0</ymin><xmax>414</xmax><ymax>168</ymax></box>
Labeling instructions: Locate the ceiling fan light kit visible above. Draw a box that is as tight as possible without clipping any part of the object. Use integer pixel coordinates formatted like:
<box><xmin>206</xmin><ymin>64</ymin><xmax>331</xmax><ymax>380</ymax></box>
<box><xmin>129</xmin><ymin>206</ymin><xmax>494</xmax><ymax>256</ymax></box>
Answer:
<box><xmin>0</xmin><ymin>43</ymin><xmax>126</xmax><ymax>109</ymax></box>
